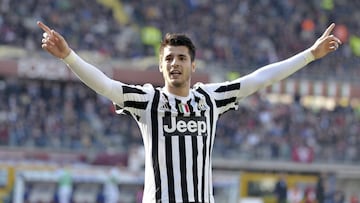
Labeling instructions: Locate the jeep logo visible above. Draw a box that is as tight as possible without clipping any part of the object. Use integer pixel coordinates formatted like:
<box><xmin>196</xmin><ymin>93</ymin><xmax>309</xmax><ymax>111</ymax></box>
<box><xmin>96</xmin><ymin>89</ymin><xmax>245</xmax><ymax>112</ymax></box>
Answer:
<box><xmin>163</xmin><ymin>116</ymin><xmax>207</xmax><ymax>136</ymax></box>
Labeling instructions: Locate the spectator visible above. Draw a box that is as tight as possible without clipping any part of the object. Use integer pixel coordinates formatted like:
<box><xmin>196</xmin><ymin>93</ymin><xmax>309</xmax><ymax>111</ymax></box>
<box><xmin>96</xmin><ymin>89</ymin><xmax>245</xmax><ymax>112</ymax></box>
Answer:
<box><xmin>287</xmin><ymin>184</ymin><xmax>304</xmax><ymax>203</ymax></box>
<box><xmin>57</xmin><ymin>168</ymin><xmax>72</xmax><ymax>203</ymax></box>
<box><xmin>274</xmin><ymin>173</ymin><xmax>288</xmax><ymax>203</ymax></box>
<box><xmin>103</xmin><ymin>168</ymin><xmax>121</xmax><ymax>203</ymax></box>
<box><xmin>316</xmin><ymin>173</ymin><xmax>326</xmax><ymax>203</ymax></box>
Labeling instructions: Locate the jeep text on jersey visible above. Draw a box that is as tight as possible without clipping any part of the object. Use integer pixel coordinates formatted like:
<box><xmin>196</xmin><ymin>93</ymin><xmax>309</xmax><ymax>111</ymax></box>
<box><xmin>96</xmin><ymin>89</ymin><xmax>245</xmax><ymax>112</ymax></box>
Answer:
<box><xmin>163</xmin><ymin>116</ymin><xmax>207</xmax><ymax>136</ymax></box>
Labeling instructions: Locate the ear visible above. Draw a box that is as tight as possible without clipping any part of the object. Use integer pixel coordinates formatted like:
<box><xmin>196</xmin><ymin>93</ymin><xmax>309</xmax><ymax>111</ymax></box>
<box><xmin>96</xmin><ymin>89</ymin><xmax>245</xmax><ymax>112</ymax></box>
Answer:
<box><xmin>159</xmin><ymin>64</ymin><xmax>163</xmax><ymax>72</ymax></box>
<box><xmin>191</xmin><ymin>62</ymin><xmax>196</xmax><ymax>73</ymax></box>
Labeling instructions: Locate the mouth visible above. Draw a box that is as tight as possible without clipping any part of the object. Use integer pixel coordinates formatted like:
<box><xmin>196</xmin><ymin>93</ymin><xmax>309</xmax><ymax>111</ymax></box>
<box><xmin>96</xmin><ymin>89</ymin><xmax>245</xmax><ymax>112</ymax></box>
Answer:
<box><xmin>170</xmin><ymin>70</ymin><xmax>181</xmax><ymax>78</ymax></box>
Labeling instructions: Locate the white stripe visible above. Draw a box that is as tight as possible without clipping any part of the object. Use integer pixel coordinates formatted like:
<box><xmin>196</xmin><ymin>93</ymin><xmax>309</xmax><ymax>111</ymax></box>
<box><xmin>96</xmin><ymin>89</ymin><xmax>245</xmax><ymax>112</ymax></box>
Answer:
<box><xmin>171</xmin><ymin>136</ymin><xmax>182</xmax><ymax>201</ymax></box>
<box><xmin>158</xmin><ymin>118</ymin><xmax>168</xmax><ymax>201</ymax></box>
<box><xmin>183</xmin><ymin>99</ymin><xmax>195</xmax><ymax>202</ymax></box>
<box><xmin>203</xmin><ymin>91</ymin><xmax>217</xmax><ymax>202</ymax></box>
<box><xmin>208</xmin><ymin>123</ymin><xmax>216</xmax><ymax>202</ymax></box>
<box><xmin>140</xmin><ymin>112</ymin><xmax>155</xmax><ymax>201</ymax></box>
<box><xmin>197</xmin><ymin>136</ymin><xmax>203</xmax><ymax>201</ymax></box>
<box><xmin>185</xmin><ymin>135</ymin><xmax>195</xmax><ymax>201</ymax></box>
<box><xmin>204</xmin><ymin>112</ymin><xmax>212</xmax><ymax>202</ymax></box>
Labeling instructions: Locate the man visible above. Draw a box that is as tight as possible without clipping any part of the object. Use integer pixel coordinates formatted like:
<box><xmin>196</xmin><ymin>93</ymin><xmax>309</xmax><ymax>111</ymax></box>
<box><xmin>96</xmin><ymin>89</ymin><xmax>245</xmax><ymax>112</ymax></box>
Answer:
<box><xmin>57</xmin><ymin>168</ymin><xmax>72</xmax><ymax>203</ymax></box>
<box><xmin>37</xmin><ymin>21</ymin><xmax>341</xmax><ymax>203</ymax></box>
<box><xmin>274</xmin><ymin>173</ymin><xmax>287</xmax><ymax>203</ymax></box>
<box><xmin>103</xmin><ymin>168</ymin><xmax>121</xmax><ymax>203</ymax></box>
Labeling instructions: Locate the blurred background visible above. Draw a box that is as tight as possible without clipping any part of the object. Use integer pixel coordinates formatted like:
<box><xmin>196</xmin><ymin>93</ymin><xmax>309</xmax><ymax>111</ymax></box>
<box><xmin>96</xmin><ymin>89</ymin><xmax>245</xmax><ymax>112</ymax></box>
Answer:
<box><xmin>0</xmin><ymin>0</ymin><xmax>360</xmax><ymax>202</ymax></box>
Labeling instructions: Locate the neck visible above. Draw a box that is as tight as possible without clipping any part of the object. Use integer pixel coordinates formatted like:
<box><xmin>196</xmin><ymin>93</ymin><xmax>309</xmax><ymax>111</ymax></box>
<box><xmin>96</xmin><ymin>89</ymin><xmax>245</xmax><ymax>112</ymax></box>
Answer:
<box><xmin>165</xmin><ymin>84</ymin><xmax>190</xmax><ymax>97</ymax></box>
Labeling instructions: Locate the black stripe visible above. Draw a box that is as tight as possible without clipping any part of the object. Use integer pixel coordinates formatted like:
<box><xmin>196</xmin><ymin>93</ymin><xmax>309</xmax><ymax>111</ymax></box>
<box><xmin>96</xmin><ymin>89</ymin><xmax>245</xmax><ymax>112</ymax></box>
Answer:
<box><xmin>151</xmin><ymin>89</ymin><xmax>161</xmax><ymax>200</ymax></box>
<box><xmin>201</xmin><ymin>136</ymin><xmax>207</xmax><ymax>202</ymax></box>
<box><xmin>134</xmin><ymin>114</ymin><xmax>140</xmax><ymax>121</ymax></box>
<box><xmin>165</xmin><ymin>138</ymin><xmax>175</xmax><ymax>201</ymax></box>
<box><xmin>115</xmin><ymin>104</ymin><xmax>122</xmax><ymax>111</ymax></box>
<box><xmin>123</xmin><ymin>100</ymin><xmax>148</xmax><ymax>109</ymax></box>
<box><xmin>114</xmin><ymin>104</ymin><xmax>132</xmax><ymax>116</ymax></box>
<box><xmin>191</xmin><ymin>135</ymin><xmax>199</xmax><ymax>202</ymax></box>
<box><xmin>179</xmin><ymin>137</ymin><xmax>188</xmax><ymax>202</ymax></box>
<box><xmin>122</xmin><ymin>86</ymin><xmax>147</xmax><ymax>94</ymax></box>
<box><xmin>214</xmin><ymin>82</ymin><xmax>240</xmax><ymax>93</ymax></box>
<box><xmin>194</xmin><ymin>96</ymin><xmax>200</xmax><ymax>103</ymax></box>
<box><xmin>175</xmin><ymin>98</ymin><xmax>181</xmax><ymax>114</ymax></box>
<box><xmin>215</xmin><ymin>97</ymin><xmax>236</xmax><ymax>108</ymax></box>
<box><xmin>176</xmin><ymin>99</ymin><xmax>189</xmax><ymax>202</ymax></box>
<box><xmin>196</xmin><ymin>88</ymin><xmax>214</xmax><ymax>203</ymax></box>
<box><xmin>187</xmin><ymin>99</ymin><xmax>195</xmax><ymax>116</ymax></box>
<box><xmin>188</xmin><ymin>99</ymin><xmax>199</xmax><ymax>202</ymax></box>
<box><xmin>190</xmin><ymin>98</ymin><xmax>197</xmax><ymax>117</ymax></box>
<box><xmin>165</xmin><ymin>100</ymin><xmax>175</xmax><ymax>201</ymax></box>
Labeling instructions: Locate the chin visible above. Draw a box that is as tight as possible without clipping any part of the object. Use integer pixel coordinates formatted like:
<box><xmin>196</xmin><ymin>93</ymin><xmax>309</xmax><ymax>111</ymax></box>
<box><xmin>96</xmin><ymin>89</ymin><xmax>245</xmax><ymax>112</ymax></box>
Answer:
<box><xmin>170</xmin><ymin>80</ymin><xmax>184</xmax><ymax>88</ymax></box>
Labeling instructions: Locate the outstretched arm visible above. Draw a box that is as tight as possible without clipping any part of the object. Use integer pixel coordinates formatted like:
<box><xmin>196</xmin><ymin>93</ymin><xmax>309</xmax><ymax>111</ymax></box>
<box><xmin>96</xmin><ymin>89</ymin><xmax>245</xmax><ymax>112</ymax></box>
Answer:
<box><xmin>38</xmin><ymin>21</ymin><xmax>71</xmax><ymax>59</ymax></box>
<box><xmin>37</xmin><ymin>21</ymin><xmax>123</xmax><ymax>102</ymax></box>
<box><xmin>309</xmin><ymin>23</ymin><xmax>341</xmax><ymax>59</ymax></box>
<box><xmin>236</xmin><ymin>23</ymin><xmax>341</xmax><ymax>98</ymax></box>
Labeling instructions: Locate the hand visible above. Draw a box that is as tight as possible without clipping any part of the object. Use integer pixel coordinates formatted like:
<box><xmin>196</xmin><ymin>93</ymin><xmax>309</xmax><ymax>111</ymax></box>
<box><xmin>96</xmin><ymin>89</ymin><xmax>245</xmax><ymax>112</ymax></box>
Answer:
<box><xmin>37</xmin><ymin>21</ymin><xmax>71</xmax><ymax>59</ymax></box>
<box><xmin>310</xmin><ymin>23</ymin><xmax>342</xmax><ymax>59</ymax></box>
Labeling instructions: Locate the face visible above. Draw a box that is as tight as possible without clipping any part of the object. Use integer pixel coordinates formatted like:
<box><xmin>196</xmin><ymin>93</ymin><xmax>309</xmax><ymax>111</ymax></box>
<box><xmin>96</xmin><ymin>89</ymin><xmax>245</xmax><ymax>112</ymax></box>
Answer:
<box><xmin>159</xmin><ymin>45</ymin><xmax>196</xmax><ymax>90</ymax></box>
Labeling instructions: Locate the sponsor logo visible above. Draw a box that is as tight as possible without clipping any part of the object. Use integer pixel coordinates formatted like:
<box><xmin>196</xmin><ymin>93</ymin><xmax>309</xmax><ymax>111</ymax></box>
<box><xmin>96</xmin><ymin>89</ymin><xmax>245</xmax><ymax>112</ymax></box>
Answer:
<box><xmin>197</xmin><ymin>97</ymin><xmax>208</xmax><ymax>111</ymax></box>
<box><xmin>163</xmin><ymin>116</ymin><xmax>207</xmax><ymax>136</ymax></box>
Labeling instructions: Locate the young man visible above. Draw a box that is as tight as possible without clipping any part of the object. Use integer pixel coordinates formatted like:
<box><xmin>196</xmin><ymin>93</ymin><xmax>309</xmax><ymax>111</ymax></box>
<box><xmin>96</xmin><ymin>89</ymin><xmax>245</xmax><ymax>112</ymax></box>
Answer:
<box><xmin>38</xmin><ymin>21</ymin><xmax>341</xmax><ymax>203</ymax></box>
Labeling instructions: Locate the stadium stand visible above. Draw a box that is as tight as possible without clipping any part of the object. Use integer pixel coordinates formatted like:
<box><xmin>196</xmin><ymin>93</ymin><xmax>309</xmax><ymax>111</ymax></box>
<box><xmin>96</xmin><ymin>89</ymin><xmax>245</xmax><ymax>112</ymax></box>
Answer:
<box><xmin>1</xmin><ymin>78</ymin><xmax>359</xmax><ymax>164</ymax></box>
<box><xmin>1</xmin><ymin>0</ymin><xmax>359</xmax><ymax>80</ymax></box>
<box><xmin>0</xmin><ymin>0</ymin><xmax>359</xmax><ymax>163</ymax></box>
<box><xmin>0</xmin><ymin>0</ymin><xmax>360</xmax><ymax>202</ymax></box>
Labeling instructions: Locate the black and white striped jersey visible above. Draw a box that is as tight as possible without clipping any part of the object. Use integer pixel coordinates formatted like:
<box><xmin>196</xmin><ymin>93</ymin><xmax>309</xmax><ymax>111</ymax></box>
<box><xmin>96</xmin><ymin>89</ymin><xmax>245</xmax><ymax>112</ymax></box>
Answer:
<box><xmin>114</xmin><ymin>81</ymin><xmax>242</xmax><ymax>203</ymax></box>
<box><xmin>63</xmin><ymin>47</ymin><xmax>314</xmax><ymax>203</ymax></box>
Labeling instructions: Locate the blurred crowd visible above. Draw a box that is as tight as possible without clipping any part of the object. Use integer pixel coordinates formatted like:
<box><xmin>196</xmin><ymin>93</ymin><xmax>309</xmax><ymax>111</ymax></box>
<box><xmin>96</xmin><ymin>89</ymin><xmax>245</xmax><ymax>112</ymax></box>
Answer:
<box><xmin>1</xmin><ymin>0</ymin><xmax>360</xmax><ymax>80</ymax></box>
<box><xmin>214</xmin><ymin>93</ymin><xmax>360</xmax><ymax>164</ymax></box>
<box><xmin>0</xmin><ymin>78</ymin><xmax>359</xmax><ymax>164</ymax></box>
<box><xmin>0</xmin><ymin>0</ymin><xmax>360</xmax><ymax>164</ymax></box>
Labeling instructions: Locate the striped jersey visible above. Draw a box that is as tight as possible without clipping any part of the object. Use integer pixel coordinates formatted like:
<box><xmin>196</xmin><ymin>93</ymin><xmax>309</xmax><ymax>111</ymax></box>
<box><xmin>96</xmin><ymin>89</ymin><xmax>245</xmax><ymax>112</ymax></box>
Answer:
<box><xmin>114</xmin><ymin>81</ymin><xmax>242</xmax><ymax>203</ymax></box>
<box><xmin>63</xmin><ymin>47</ymin><xmax>314</xmax><ymax>203</ymax></box>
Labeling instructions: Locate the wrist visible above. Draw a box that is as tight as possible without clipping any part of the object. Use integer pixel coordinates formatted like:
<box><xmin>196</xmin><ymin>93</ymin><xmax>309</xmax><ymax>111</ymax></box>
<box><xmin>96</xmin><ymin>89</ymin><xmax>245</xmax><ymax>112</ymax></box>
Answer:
<box><xmin>307</xmin><ymin>48</ymin><xmax>316</xmax><ymax>62</ymax></box>
<box><xmin>62</xmin><ymin>50</ymin><xmax>77</xmax><ymax>65</ymax></box>
<box><xmin>61</xmin><ymin>48</ymin><xmax>72</xmax><ymax>59</ymax></box>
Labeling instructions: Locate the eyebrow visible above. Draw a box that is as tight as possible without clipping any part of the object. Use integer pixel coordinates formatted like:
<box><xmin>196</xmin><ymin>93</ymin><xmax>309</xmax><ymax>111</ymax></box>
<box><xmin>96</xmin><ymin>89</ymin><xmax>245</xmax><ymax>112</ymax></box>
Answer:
<box><xmin>165</xmin><ymin>53</ymin><xmax>188</xmax><ymax>58</ymax></box>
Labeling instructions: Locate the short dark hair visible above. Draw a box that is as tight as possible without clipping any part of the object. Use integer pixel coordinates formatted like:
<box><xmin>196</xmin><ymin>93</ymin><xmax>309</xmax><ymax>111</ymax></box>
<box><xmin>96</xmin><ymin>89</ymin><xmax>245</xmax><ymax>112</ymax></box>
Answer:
<box><xmin>159</xmin><ymin>33</ymin><xmax>196</xmax><ymax>61</ymax></box>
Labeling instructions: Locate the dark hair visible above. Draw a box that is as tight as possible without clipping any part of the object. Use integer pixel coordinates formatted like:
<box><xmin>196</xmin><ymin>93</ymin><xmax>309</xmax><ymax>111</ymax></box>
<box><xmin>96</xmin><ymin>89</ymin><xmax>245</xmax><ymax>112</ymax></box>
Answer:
<box><xmin>159</xmin><ymin>33</ymin><xmax>196</xmax><ymax>61</ymax></box>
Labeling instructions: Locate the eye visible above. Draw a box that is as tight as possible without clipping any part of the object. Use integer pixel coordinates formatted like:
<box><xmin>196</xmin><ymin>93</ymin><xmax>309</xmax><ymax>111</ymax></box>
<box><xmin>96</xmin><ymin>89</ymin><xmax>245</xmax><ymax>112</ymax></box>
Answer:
<box><xmin>165</xmin><ymin>56</ymin><xmax>172</xmax><ymax>62</ymax></box>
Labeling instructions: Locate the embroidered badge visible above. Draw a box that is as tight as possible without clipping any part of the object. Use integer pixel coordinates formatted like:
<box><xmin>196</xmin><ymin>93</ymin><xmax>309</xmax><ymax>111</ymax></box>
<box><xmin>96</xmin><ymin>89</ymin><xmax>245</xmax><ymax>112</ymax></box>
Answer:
<box><xmin>178</xmin><ymin>103</ymin><xmax>190</xmax><ymax>113</ymax></box>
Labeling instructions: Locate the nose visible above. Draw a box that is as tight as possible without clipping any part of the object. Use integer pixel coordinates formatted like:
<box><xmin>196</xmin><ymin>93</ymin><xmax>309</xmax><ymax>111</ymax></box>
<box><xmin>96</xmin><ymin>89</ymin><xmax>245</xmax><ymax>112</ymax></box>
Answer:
<box><xmin>171</xmin><ymin>58</ymin><xmax>179</xmax><ymax>67</ymax></box>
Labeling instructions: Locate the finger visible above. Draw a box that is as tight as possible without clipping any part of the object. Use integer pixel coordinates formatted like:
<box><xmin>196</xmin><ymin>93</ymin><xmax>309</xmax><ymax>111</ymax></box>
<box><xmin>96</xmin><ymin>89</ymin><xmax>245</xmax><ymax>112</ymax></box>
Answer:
<box><xmin>47</xmin><ymin>39</ymin><xmax>56</xmax><ymax>46</ymax></box>
<box><xmin>329</xmin><ymin>41</ymin><xmax>339</xmax><ymax>50</ymax></box>
<box><xmin>42</xmin><ymin>37</ymin><xmax>55</xmax><ymax>46</ymax></box>
<box><xmin>37</xmin><ymin>21</ymin><xmax>52</xmax><ymax>34</ymax></box>
<box><xmin>337</xmin><ymin>38</ymin><xmax>342</xmax><ymax>45</ymax></box>
<box><xmin>41</xmin><ymin>43</ymin><xmax>50</xmax><ymax>50</ymax></box>
<box><xmin>42</xmin><ymin>43</ymin><xmax>55</xmax><ymax>51</ymax></box>
<box><xmin>329</xmin><ymin>46</ymin><xmax>337</xmax><ymax>51</ymax></box>
<box><xmin>41</xmin><ymin>44</ymin><xmax>56</xmax><ymax>56</ymax></box>
<box><xmin>51</xmin><ymin>30</ymin><xmax>63</xmax><ymax>41</ymax></box>
<box><xmin>43</xmin><ymin>32</ymin><xmax>49</xmax><ymax>38</ymax></box>
<box><xmin>332</xmin><ymin>36</ymin><xmax>342</xmax><ymax>45</ymax></box>
<box><xmin>321</xmin><ymin>23</ymin><xmax>335</xmax><ymax>38</ymax></box>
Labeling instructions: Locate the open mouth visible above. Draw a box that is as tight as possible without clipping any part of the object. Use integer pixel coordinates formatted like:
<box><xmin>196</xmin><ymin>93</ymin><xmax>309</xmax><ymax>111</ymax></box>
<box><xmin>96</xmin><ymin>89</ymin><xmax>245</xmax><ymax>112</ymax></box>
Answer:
<box><xmin>170</xmin><ymin>70</ymin><xmax>181</xmax><ymax>77</ymax></box>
